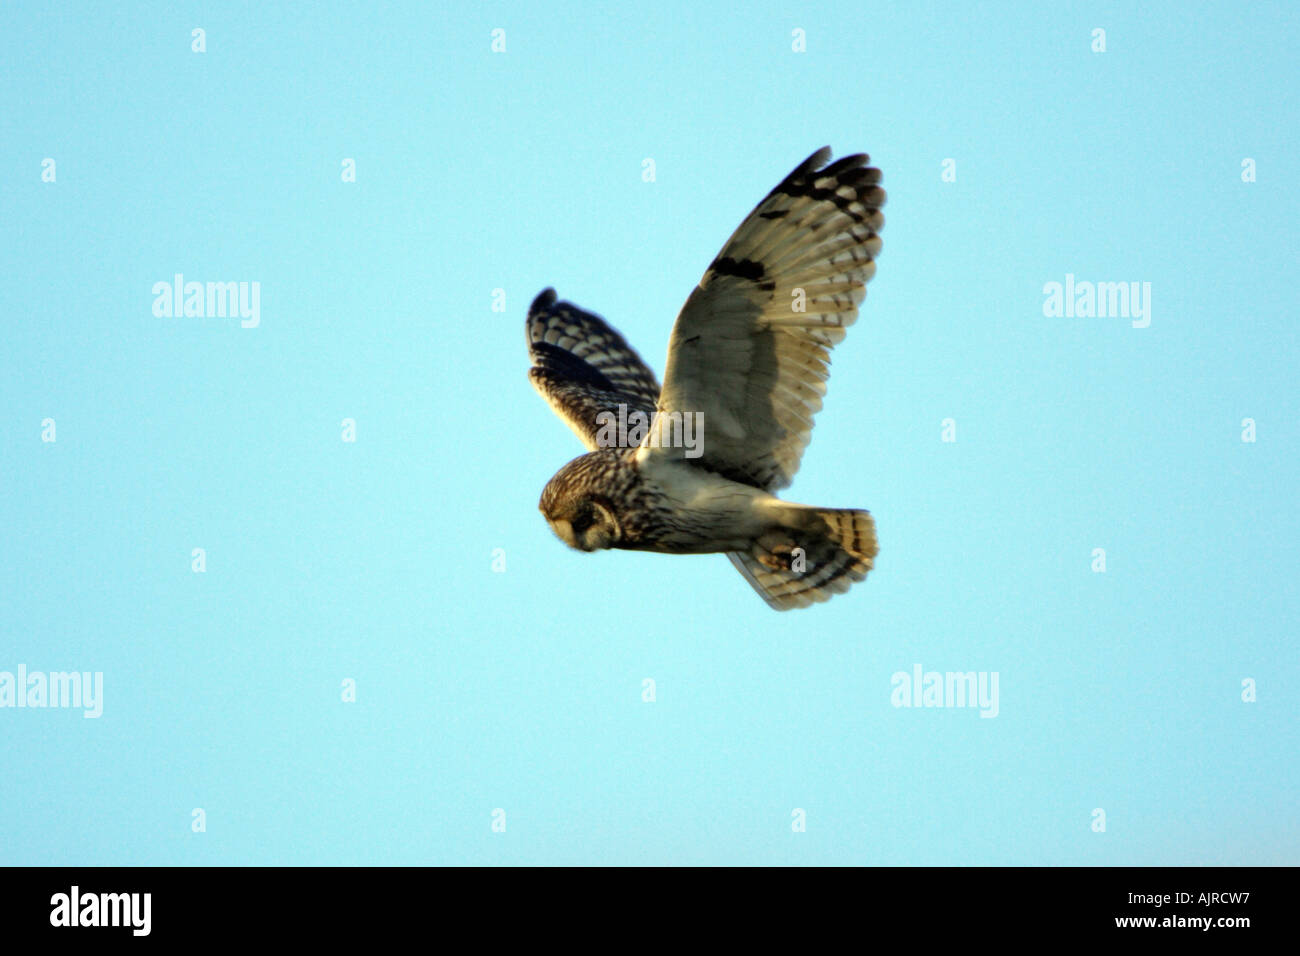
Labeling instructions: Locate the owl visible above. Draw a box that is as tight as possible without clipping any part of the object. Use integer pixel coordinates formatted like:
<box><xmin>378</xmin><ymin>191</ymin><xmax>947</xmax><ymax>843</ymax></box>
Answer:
<box><xmin>527</xmin><ymin>147</ymin><xmax>884</xmax><ymax>610</ymax></box>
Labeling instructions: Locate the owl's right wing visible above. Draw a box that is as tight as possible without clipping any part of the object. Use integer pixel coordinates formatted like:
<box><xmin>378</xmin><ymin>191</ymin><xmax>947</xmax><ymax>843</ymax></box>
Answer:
<box><xmin>526</xmin><ymin>288</ymin><xmax>661</xmax><ymax>450</ymax></box>
<box><xmin>651</xmin><ymin>148</ymin><xmax>885</xmax><ymax>491</ymax></box>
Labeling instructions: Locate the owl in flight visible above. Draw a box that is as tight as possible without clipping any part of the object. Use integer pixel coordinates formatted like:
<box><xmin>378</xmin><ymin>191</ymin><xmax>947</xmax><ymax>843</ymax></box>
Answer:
<box><xmin>527</xmin><ymin>147</ymin><xmax>884</xmax><ymax>610</ymax></box>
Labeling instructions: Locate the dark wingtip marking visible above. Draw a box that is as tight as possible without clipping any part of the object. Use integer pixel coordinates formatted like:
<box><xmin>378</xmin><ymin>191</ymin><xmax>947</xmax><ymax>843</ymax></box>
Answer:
<box><xmin>803</xmin><ymin>146</ymin><xmax>833</xmax><ymax>172</ymax></box>
<box><xmin>712</xmin><ymin>256</ymin><xmax>766</xmax><ymax>281</ymax></box>
<box><xmin>529</xmin><ymin>287</ymin><xmax>558</xmax><ymax>316</ymax></box>
<box><xmin>756</xmin><ymin>147</ymin><xmax>884</xmax><ymax>235</ymax></box>
<box><xmin>822</xmin><ymin>153</ymin><xmax>870</xmax><ymax>177</ymax></box>
<box><xmin>530</xmin><ymin>342</ymin><xmax>617</xmax><ymax>391</ymax></box>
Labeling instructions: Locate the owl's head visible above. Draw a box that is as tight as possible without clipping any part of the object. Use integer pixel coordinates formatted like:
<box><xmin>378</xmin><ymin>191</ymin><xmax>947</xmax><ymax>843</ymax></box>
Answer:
<box><xmin>539</xmin><ymin>452</ymin><xmax>626</xmax><ymax>552</ymax></box>
<box><xmin>543</xmin><ymin>496</ymin><xmax>622</xmax><ymax>552</ymax></box>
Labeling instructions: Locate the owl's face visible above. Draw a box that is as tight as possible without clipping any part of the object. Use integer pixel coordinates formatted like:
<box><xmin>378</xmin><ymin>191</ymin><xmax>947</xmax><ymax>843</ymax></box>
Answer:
<box><xmin>543</xmin><ymin>496</ymin><xmax>621</xmax><ymax>552</ymax></box>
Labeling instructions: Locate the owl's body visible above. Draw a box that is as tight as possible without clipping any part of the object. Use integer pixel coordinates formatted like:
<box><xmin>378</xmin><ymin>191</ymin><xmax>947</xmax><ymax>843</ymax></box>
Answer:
<box><xmin>528</xmin><ymin>148</ymin><xmax>886</xmax><ymax>610</ymax></box>
<box><xmin>541</xmin><ymin>447</ymin><xmax>774</xmax><ymax>554</ymax></box>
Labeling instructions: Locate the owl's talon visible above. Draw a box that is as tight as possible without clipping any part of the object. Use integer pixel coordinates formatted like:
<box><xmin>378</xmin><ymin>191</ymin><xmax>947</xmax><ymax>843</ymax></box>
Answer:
<box><xmin>757</xmin><ymin>542</ymin><xmax>798</xmax><ymax>571</ymax></box>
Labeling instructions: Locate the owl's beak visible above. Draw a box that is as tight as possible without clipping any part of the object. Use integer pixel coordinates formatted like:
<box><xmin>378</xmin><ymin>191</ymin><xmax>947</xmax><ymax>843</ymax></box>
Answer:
<box><xmin>548</xmin><ymin>517</ymin><xmax>584</xmax><ymax>551</ymax></box>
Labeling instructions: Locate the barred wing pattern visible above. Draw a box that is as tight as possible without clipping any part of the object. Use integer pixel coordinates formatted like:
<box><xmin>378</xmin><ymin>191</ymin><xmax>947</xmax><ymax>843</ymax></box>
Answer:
<box><xmin>526</xmin><ymin>288</ymin><xmax>661</xmax><ymax>449</ymax></box>
<box><xmin>727</xmin><ymin>509</ymin><xmax>878</xmax><ymax>611</ymax></box>
<box><xmin>653</xmin><ymin>148</ymin><xmax>885</xmax><ymax>491</ymax></box>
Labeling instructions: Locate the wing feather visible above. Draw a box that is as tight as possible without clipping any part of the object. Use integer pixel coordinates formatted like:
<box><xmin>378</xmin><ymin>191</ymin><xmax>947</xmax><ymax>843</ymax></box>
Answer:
<box><xmin>526</xmin><ymin>288</ymin><xmax>660</xmax><ymax>449</ymax></box>
<box><xmin>652</xmin><ymin>148</ymin><xmax>885</xmax><ymax>490</ymax></box>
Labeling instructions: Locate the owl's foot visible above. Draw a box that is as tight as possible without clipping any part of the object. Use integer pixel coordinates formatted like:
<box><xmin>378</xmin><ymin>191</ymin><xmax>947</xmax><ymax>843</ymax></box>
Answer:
<box><xmin>756</xmin><ymin>536</ymin><xmax>800</xmax><ymax>572</ymax></box>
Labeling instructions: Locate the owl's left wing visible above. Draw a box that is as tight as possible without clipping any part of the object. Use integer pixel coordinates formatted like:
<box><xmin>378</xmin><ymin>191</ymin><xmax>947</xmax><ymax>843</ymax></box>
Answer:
<box><xmin>651</xmin><ymin>148</ymin><xmax>885</xmax><ymax>490</ymax></box>
<box><xmin>526</xmin><ymin>288</ymin><xmax>661</xmax><ymax>449</ymax></box>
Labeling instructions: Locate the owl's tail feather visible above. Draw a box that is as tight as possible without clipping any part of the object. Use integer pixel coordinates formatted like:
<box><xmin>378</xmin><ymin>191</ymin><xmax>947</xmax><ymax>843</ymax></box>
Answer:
<box><xmin>727</xmin><ymin>507</ymin><xmax>878</xmax><ymax>611</ymax></box>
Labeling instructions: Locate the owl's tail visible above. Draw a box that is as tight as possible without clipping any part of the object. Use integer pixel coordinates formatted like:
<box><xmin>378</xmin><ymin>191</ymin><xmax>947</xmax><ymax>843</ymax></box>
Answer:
<box><xmin>727</xmin><ymin>506</ymin><xmax>878</xmax><ymax>611</ymax></box>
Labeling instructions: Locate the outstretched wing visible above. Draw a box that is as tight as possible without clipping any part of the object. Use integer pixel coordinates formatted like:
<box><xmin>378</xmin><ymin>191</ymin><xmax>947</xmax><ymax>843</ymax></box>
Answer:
<box><xmin>526</xmin><ymin>288</ymin><xmax>661</xmax><ymax>449</ymax></box>
<box><xmin>651</xmin><ymin>148</ymin><xmax>885</xmax><ymax>490</ymax></box>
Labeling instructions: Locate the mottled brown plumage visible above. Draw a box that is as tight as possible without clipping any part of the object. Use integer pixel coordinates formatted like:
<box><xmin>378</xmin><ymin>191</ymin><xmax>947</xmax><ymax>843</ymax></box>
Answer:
<box><xmin>528</xmin><ymin>147</ymin><xmax>885</xmax><ymax>609</ymax></box>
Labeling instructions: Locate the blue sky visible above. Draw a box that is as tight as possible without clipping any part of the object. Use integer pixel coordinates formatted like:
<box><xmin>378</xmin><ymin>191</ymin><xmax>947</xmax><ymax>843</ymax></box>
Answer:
<box><xmin>1</xmin><ymin>0</ymin><xmax>1296</xmax><ymax>865</ymax></box>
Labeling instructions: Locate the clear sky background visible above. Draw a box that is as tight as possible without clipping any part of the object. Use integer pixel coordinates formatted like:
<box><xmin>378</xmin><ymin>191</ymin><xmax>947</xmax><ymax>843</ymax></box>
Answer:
<box><xmin>1</xmin><ymin>1</ymin><xmax>1296</xmax><ymax>865</ymax></box>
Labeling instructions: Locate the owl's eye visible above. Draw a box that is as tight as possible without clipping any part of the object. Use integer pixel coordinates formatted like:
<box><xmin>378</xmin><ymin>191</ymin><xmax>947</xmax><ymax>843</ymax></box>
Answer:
<box><xmin>570</xmin><ymin>506</ymin><xmax>596</xmax><ymax>535</ymax></box>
